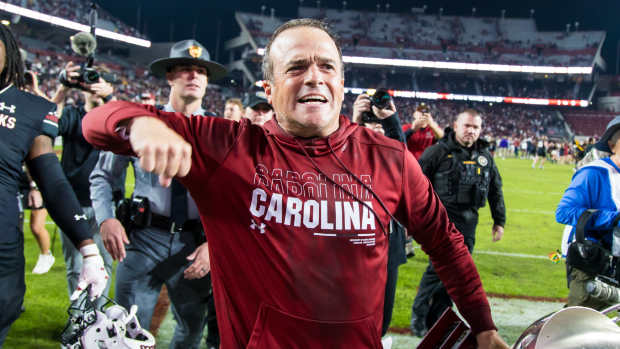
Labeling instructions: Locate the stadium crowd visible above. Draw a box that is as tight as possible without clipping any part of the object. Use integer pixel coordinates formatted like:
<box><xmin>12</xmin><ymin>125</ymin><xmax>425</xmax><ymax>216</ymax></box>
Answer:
<box><xmin>240</xmin><ymin>7</ymin><xmax>603</xmax><ymax>67</ymax></box>
<box><xmin>345</xmin><ymin>67</ymin><xmax>591</xmax><ymax>99</ymax></box>
<box><xmin>21</xmin><ymin>42</ymin><xmax>572</xmax><ymax>145</ymax></box>
<box><xmin>23</xmin><ymin>46</ymin><xmax>227</xmax><ymax>114</ymax></box>
<box><xmin>6</xmin><ymin>0</ymin><xmax>148</xmax><ymax>39</ymax></box>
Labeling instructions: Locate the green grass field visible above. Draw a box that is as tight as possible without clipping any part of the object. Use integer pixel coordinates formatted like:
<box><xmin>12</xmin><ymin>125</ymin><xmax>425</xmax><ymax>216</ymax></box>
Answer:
<box><xmin>5</xmin><ymin>157</ymin><xmax>575</xmax><ymax>348</ymax></box>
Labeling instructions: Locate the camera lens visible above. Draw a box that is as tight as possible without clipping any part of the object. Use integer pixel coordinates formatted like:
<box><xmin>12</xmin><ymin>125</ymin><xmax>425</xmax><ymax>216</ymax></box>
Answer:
<box><xmin>371</xmin><ymin>90</ymin><xmax>391</xmax><ymax>109</ymax></box>
<box><xmin>83</xmin><ymin>68</ymin><xmax>100</xmax><ymax>84</ymax></box>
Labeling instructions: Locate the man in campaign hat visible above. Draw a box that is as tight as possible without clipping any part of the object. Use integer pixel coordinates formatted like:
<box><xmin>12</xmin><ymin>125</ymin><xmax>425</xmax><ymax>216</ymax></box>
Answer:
<box><xmin>90</xmin><ymin>39</ymin><xmax>224</xmax><ymax>348</ymax></box>
<box><xmin>243</xmin><ymin>92</ymin><xmax>273</xmax><ymax>126</ymax></box>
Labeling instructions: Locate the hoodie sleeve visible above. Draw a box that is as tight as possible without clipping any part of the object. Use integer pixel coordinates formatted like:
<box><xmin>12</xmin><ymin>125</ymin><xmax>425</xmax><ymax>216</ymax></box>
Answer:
<box><xmin>82</xmin><ymin>100</ymin><xmax>245</xmax><ymax>178</ymax></box>
<box><xmin>395</xmin><ymin>149</ymin><xmax>495</xmax><ymax>335</ymax></box>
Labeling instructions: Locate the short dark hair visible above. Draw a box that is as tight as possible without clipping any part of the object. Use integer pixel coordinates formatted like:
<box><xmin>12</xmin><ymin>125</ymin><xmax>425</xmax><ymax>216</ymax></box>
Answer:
<box><xmin>262</xmin><ymin>18</ymin><xmax>343</xmax><ymax>82</ymax></box>
<box><xmin>0</xmin><ymin>25</ymin><xmax>24</xmax><ymax>89</ymax></box>
<box><xmin>456</xmin><ymin>108</ymin><xmax>482</xmax><ymax>122</ymax></box>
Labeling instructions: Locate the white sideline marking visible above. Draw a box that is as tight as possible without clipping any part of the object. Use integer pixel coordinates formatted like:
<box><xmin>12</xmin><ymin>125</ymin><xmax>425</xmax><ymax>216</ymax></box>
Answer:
<box><xmin>504</xmin><ymin>188</ymin><xmax>563</xmax><ymax>196</ymax></box>
<box><xmin>475</xmin><ymin>250</ymin><xmax>548</xmax><ymax>260</ymax></box>
<box><xmin>508</xmin><ymin>208</ymin><xmax>555</xmax><ymax>215</ymax></box>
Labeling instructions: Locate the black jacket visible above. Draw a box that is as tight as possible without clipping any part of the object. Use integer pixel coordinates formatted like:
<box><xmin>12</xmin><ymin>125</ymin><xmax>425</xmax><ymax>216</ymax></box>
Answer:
<box><xmin>419</xmin><ymin>128</ymin><xmax>506</xmax><ymax>227</ymax></box>
<box><xmin>58</xmin><ymin>104</ymin><xmax>100</xmax><ymax>206</ymax></box>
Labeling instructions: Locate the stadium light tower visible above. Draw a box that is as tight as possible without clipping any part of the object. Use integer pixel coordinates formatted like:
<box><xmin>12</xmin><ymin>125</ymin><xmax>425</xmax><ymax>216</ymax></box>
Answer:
<box><xmin>438</xmin><ymin>7</ymin><xmax>443</xmax><ymax>19</ymax></box>
<box><xmin>386</xmin><ymin>3</ymin><xmax>390</xmax><ymax>12</ymax></box>
<box><xmin>342</xmin><ymin>1</ymin><xmax>347</xmax><ymax>10</ymax></box>
<box><xmin>316</xmin><ymin>0</ymin><xmax>320</xmax><ymax>9</ymax></box>
<box><xmin>472</xmin><ymin>7</ymin><xmax>476</xmax><ymax>17</ymax></box>
<box><xmin>530</xmin><ymin>9</ymin><xmax>535</xmax><ymax>18</ymax></box>
<box><xmin>566</xmin><ymin>23</ymin><xmax>571</xmax><ymax>33</ymax></box>
<box><xmin>260</xmin><ymin>5</ymin><xmax>266</xmax><ymax>15</ymax></box>
<box><xmin>270</xmin><ymin>8</ymin><xmax>275</xmax><ymax>18</ymax></box>
<box><xmin>574</xmin><ymin>21</ymin><xmax>580</xmax><ymax>31</ymax></box>
<box><xmin>501</xmin><ymin>9</ymin><xmax>506</xmax><ymax>19</ymax></box>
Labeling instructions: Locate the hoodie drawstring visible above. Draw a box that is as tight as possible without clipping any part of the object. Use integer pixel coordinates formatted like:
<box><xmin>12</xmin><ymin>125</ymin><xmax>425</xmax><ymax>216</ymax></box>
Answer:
<box><xmin>292</xmin><ymin>137</ymin><xmax>395</xmax><ymax>237</ymax></box>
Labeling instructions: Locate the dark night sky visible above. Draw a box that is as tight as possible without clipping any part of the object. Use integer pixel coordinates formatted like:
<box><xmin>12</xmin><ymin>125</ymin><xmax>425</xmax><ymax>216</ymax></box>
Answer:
<box><xmin>102</xmin><ymin>0</ymin><xmax>620</xmax><ymax>73</ymax></box>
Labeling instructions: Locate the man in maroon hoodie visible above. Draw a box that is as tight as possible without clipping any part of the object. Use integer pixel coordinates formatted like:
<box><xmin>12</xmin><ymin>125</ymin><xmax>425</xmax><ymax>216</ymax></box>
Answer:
<box><xmin>82</xmin><ymin>18</ymin><xmax>509</xmax><ymax>349</ymax></box>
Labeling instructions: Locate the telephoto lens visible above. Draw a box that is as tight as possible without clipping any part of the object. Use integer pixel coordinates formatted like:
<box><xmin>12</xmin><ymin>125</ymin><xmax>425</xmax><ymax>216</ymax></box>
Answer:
<box><xmin>586</xmin><ymin>278</ymin><xmax>620</xmax><ymax>304</ymax></box>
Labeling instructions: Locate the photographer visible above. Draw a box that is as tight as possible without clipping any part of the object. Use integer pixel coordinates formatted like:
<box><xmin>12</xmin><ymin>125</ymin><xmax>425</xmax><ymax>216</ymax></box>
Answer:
<box><xmin>352</xmin><ymin>92</ymin><xmax>405</xmax><ymax>142</ymax></box>
<box><xmin>405</xmin><ymin>104</ymin><xmax>444</xmax><ymax>160</ymax></box>
<box><xmin>51</xmin><ymin>61</ymin><xmax>115</xmax><ymax>306</ymax></box>
<box><xmin>556</xmin><ymin>116</ymin><xmax>620</xmax><ymax>310</ymax></box>
<box><xmin>352</xmin><ymin>92</ymin><xmax>407</xmax><ymax>348</ymax></box>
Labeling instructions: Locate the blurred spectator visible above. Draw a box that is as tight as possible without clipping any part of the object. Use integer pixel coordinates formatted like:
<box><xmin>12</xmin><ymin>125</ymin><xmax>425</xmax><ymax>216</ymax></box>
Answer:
<box><xmin>223</xmin><ymin>98</ymin><xmax>244</xmax><ymax>122</ymax></box>
<box><xmin>405</xmin><ymin>104</ymin><xmax>444</xmax><ymax>159</ymax></box>
<box><xmin>243</xmin><ymin>93</ymin><xmax>273</xmax><ymax>126</ymax></box>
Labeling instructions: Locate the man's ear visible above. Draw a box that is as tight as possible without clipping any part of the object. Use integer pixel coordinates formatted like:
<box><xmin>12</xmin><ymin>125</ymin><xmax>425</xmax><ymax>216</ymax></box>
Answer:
<box><xmin>263</xmin><ymin>80</ymin><xmax>273</xmax><ymax>104</ymax></box>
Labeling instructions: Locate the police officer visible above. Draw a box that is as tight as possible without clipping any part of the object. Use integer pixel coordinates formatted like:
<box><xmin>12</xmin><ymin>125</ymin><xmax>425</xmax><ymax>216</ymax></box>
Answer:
<box><xmin>90</xmin><ymin>39</ymin><xmax>225</xmax><ymax>349</ymax></box>
<box><xmin>410</xmin><ymin>108</ymin><xmax>506</xmax><ymax>337</ymax></box>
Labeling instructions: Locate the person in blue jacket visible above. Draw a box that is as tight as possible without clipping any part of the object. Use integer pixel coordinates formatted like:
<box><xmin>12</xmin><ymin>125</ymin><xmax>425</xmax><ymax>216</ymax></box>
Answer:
<box><xmin>556</xmin><ymin>115</ymin><xmax>620</xmax><ymax>310</ymax></box>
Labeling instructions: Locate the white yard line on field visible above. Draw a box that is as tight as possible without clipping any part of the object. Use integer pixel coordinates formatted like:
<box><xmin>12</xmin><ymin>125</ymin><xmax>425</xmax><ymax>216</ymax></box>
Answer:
<box><xmin>474</xmin><ymin>250</ymin><xmax>549</xmax><ymax>260</ymax></box>
<box><xmin>503</xmin><ymin>188</ymin><xmax>563</xmax><ymax>196</ymax></box>
<box><xmin>508</xmin><ymin>208</ymin><xmax>555</xmax><ymax>215</ymax></box>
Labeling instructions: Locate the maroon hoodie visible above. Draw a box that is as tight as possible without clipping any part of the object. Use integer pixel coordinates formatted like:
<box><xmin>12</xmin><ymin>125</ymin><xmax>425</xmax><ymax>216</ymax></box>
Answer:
<box><xmin>83</xmin><ymin>101</ymin><xmax>494</xmax><ymax>348</ymax></box>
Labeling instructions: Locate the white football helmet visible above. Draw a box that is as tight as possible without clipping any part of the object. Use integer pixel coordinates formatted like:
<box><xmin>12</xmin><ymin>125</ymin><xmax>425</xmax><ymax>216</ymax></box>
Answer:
<box><xmin>60</xmin><ymin>288</ymin><xmax>156</xmax><ymax>349</ymax></box>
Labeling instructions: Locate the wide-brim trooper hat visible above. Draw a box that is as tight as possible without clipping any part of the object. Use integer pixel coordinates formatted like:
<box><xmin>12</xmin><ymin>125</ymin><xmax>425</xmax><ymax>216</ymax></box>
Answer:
<box><xmin>594</xmin><ymin>115</ymin><xmax>620</xmax><ymax>153</ymax></box>
<box><xmin>149</xmin><ymin>39</ymin><xmax>227</xmax><ymax>81</ymax></box>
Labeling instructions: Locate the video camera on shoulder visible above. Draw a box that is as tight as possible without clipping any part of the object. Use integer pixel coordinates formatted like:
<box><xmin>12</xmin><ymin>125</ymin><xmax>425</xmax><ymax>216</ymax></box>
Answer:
<box><xmin>361</xmin><ymin>88</ymin><xmax>392</xmax><ymax>124</ymax></box>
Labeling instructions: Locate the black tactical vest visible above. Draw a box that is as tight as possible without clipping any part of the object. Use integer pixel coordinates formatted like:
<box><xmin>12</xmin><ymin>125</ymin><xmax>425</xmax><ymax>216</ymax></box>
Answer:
<box><xmin>432</xmin><ymin>143</ymin><xmax>492</xmax><ymax>208</ymax></box>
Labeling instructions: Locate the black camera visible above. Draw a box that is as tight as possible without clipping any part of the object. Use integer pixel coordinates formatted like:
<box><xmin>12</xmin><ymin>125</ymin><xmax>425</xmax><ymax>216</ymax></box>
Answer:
<box><xmin>416</xmin><ymin>103</ymin><xmax>429</xmax><ymax>114</ymax></box>
<box><xmin>58</xmin><ymin>60</ymin><xmax>101</xmax><ymax>89</ymax></box>
<box><xmin>370</xmin><ymin>89</ymin><xmax>392</xmax><ymax>109</ymax></box>
<box><xmin>78</xmin><ymin>66</ymin><xmax>100</xmax><ymax>84</ymax></box>
<box><xmin>360</xmin><ymin>89</ymin><xmax>392</xmax><ymax>124</ymax></box>
<box><xmin>59</xmin><ymin>28</ymin><xmax>116</xmax><ymax>89</ymax></box>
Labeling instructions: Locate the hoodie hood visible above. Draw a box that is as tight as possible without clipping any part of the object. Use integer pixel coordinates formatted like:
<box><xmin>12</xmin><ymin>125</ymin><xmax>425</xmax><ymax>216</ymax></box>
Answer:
<box><xmin>261</xmin><ymin>114</ymin><xmax>359</xmax><ymax>156</ymax></box>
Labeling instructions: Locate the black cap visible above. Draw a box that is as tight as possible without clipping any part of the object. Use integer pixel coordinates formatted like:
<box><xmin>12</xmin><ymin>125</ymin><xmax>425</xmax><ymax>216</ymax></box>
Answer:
<box><xmin>594</xmin><ymin>115</ymin><xmax>620</xmax><ymax>153</ymax></box>
<box><xmin>149</xmin><ymin>39</ymin><xmax>227</xmax><ymax>81</ymax></box>
<box><xmin>244</xmin><ymin>92</ymin><xmax>272</xmax><ymax>109</ymax></box>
